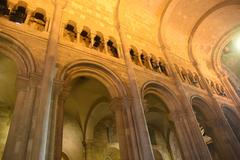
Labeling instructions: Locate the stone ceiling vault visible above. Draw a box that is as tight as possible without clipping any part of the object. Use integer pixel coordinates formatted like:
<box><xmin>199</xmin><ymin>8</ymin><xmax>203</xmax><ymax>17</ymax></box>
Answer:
<box><xmin>121</xmin><ymin>0</ymin><xmax>240</xmax><ymax>75</ymax></box>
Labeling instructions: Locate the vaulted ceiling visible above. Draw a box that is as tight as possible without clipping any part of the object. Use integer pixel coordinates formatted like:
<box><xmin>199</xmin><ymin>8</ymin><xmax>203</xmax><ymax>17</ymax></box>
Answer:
<box><xmin>120</xmin><ymin>0</ymin><xmax>240</xmax><ymax>75</ymax></box>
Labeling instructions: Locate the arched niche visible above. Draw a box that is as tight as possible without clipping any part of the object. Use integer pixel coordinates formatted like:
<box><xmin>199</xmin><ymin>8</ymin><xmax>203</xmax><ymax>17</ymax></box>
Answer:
<box><xmin>57</xmin><ymin>60</ymin><xmax>127</xmax><ymax>160</ymax></box>
<box><xmin>0</xmin><ymin>32</ymin><xmax>36</xmax><ymax>76</ymax></box>
<box><xmin>142</xmin><ymin>81</ymin><xmax>183</xmax><ymax>160</ymax></box>
<box><xmin>29</xmin><ymin>8</ymin><xmax>47</xmax><ymax>31</ymax></box>
<box><xmin>129</xmin><ymin>46</ymin><xmax>140</xmax><ymax>65</ymax></box>
<box><xmin>140</xmin><ymin>50</ymin><xmax>149</xmax><ymax>68</ymax></box>
<box><xmin>93</xmin><ymin>31</ymin><xmax>104</xmax><ymax>52</ymax></box>
<box><xmin>222</xmin><ymin>106</ymin><xmax>240</xmax><ymax>142</ymax></box>
<box><xmin>80</xmin><ymin>26</ymin><xmax>91</xmax><ymax>47</ymax></box>
<box><xmin>9</xmin><ymin>1</ymin><xmax>28</xmax><ymax>24</ymax></box>
<box><xmin>64</xmin><ymin>20</ymin><xmax>77</xmax><ymax>42</ymax></box>
<box><xmin>107</xmin><ymin>37</ymin><xmax>119</xmax><ymax>58</ymax></box>
<box><xmin>191</xmin><ymin>97</ymin><xmax>220</xmax><ymax>160</ymax></box>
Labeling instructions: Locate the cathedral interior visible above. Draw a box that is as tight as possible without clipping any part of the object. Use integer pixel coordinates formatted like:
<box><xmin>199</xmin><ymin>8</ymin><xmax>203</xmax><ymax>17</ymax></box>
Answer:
<box><xmin>0</xmin><ymin>0</ymin><xmax>240</xmax><ymax>160</ymax></box>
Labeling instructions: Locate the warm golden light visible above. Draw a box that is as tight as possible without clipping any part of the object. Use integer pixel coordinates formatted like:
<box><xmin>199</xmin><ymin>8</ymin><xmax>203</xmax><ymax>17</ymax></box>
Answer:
<box><xmin>234</xmin><ymin>37</ymin><xmax>240</xmax><ymax>52</ymax></box>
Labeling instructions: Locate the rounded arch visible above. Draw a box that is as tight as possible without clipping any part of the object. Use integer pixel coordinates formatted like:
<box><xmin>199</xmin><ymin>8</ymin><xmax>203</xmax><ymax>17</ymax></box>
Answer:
<box><xmin>190</xmin><ymin>96</ymin><xmax>217</xmax><ymax>120</ymax></box>
<box><xmin>57</xmin><ymin>59</ymin><xmax>127</xmax><ymax>98</ymax></box>
<box><xmin>188</xmin><ymin>1</ymin><xmax>240</xmax><ymax>64</ymax></box>
<box><xmin>211</xmin><ymin>26</ymin><xmax>240</xmax><ymax>77</ymax></box>
<box><xmin>0</xmin><ymin>32</ymin><xmax>36</xmax><ymax>77</ymax></box>
<box><xmin>142</xmin><ymin>81</ymin><xmax>181</xmax><ymax>113</ymax></box>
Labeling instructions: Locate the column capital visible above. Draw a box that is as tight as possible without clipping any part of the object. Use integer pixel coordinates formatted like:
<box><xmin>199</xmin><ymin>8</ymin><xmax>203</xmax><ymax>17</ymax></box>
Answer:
<box><xmin>109</xmin><ymin>97</ymin><xmax>124</xmax><ymax>112</ymax></box>
<box><xmin>16</xmin><ymin>75</ymin><xmax>30</xmax><ymax>92</ymax></box>
<box><xmin>52</xmin><ymin>80</ymin><xmax>64</xmax><ymax>96</ymax></box>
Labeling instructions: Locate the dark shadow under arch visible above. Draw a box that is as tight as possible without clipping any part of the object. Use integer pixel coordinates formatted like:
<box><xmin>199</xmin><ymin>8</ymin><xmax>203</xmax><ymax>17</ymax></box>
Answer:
<box><xmin>222</xmin><ymin>106</ymin><xmax>240</xmax><ymax>142</ymax></box>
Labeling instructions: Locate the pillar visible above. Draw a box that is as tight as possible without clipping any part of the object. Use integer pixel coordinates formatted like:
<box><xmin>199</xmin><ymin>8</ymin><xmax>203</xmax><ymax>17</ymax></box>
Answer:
<box><xmin>170</xmin><ymin>111</ymin><xmax>212</xmax><ymax>160</ymax></box>
<box><xmin>206</xmin><ymin>117</ymin><xmax>240</xmax><ymax>160</ymax></box>
<box><xmin>26</xmin><ymin>0</ymin><xmax>67</xmax><ymax>159</ymax></box>
<box><xmin>115</xmin><ymin>1</ymin><xmax>154</xmax><ymax>160</ymax></box>
<box><xmin>3</xmin><ymin>74</ymin><xmax>39</xmax><ymax>160</ymax></box>
<box><xmin>109</xmin><ymin>97</ymin><xmax>130</xmax><ymax>160</ymax></box>
<box><xmin>192</xmin><ymin>62</ymin><xmax>240</xmax><ymax>159</ymax></box>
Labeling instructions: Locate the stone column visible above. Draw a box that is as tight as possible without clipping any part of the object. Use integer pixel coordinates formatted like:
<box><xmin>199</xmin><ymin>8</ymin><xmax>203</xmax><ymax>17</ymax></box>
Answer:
<box><xmin>159</xmin><ymin>48</ymin><xmax>212</xmax><ymax>159</ymax></box>
<box><xmin>170</xmin><ymin>111</ymin><xmax>212</xmax><ymax>160</ymax></box>
<box><xmin>27</xmin><ymin>1</ymin><xmax>67</xmax><ymax>160</ymax></box>
<box><xmin>192</xmin><ymin>62</ymin><xmax>240</xmax><ymax>159</ymax></box>
<box><xmin>115</xmin><ymin>1</ymin><xmax>154</xmax><ymax>160</ymax></box>
<box><xmin>53</xmin><ymin>88</ymin><xmax>69</xmax><ymax>160</ymax></box>
<box><xmin>46</xmin><ymin>81</ymin><xmax>65</xmax><ymax>160</ymax></box>
<box><xmin>109</xmin><ymin>97</ymin><xmax>130</xmax><ymax>160</ymax></box>
<box><xmin>205</xmin><ymin>117</ymin><xmax>240</xmax><ymax>160</ymax></box>
<box><xmin>3</xmin><ymin>74</ymin><xmax>39</xmax><ymax>160</ymax></box>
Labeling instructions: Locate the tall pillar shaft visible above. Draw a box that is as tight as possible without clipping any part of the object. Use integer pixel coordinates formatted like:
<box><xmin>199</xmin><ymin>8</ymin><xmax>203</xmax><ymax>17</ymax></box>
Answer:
<box><xmin>110</xmin><ymin>97</ymin><xmax>129</xmax><ymax>160</ymax></box>
<box><xmin>3</xmin><ymin>76</ymin><xmax>37</xmax><ymax>160</ymax></box>
<box><xmin>28</xmin><ymin>1</ymin><xmax>67</xmax><ymax>159</ymax></box>
<box><xmin>193</xmin><ymin>62</ymin><xmax>240</xmax><ymax>160</ymax></box>
<box><xmin>115</xmin><ymin>1</ymin><xmax>154</xmax><ymax>160</ymax></box>
<box><xmin>161</xmin><ymin>48</ymin><xmax>212</xmax><ymax>160</ymax></box>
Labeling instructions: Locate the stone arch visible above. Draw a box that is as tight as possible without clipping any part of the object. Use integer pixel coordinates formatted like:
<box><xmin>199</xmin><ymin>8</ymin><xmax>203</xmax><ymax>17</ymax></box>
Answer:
<box><xmin>222</xmin><ymin>105</ymin><xmax>240</xmax><ymax>142</ymax></box>
<box><xmin>187</xmin><ymin>1</ymin><xmax>240</xmax><ymax>64</ymax></box>
<box><xmin>0</xmin><ymin>32</ymin><xmax>35</xmax><ymax>159</ymax></box>
<box><xmin>142</xmin><ymin>81</ymin><xmax>183</xmax><ymax>160</ymax></box>
<box><xmin>191</xmin><ymin>96</ymin><xmax>220</xmax><ymax>160</ymax></box>
<box><xmin>142</xmin><ymin>81</ymin><xmax>181</xmax><ymax>113</ymax></box>
<box><xmin>57</xmin><ymin>59</ymin><xmax>127</xmax><ymax>98</ymax></box>
<box><xmin>191</xmin><ymin>96</ymin><xmax>217</xmax><ymax>120</ymax></box>
<box><xmin>0</xmin><ymin>32</ymin><xmax>36</xmax><ymax>77</ymax></box>
<box><xmin>57</xmin><ymin>60</ymin><xmax>128</xmax><ymax>160</ymax></box>
<box><xmin>211</xmin><ymin>26</ymin><xmax>240</xmax><ymax>77</ymax></box>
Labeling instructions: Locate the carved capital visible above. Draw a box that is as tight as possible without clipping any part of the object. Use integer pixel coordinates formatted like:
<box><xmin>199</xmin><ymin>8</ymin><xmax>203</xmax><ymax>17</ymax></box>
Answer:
<box><xmin>29</xmin><ymin>73</ymin><xmax>42</xmax><ymax>87</ymax></box>
<box><xmin>53</xmin><ymin>80</ymin><xmax>64</xmax><ymax>96</ymax></box>
<box><xmin>58</xmin><ymin>87</ymin><xmax>71</xmax><ymax>100</ymax></box>
<box><xmin>16</xmin><ymin>75</ymin><xmax>30</xmax><ymax>91</ymax></box>
<box><xmin>109</xmin><ymin>97</ymin><xmax>124</xmax><ymax>112</ymax></box>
